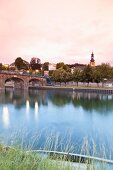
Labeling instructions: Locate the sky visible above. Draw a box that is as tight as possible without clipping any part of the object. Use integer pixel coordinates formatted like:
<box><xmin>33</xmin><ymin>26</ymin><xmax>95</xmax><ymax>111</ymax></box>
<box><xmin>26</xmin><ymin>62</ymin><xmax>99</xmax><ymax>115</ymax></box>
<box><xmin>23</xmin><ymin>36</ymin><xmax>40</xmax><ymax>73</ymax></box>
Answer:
<box><xmin>0</xmin><ymin>0</ymin><xmax>113</xmax><ymax>65</ymax></box>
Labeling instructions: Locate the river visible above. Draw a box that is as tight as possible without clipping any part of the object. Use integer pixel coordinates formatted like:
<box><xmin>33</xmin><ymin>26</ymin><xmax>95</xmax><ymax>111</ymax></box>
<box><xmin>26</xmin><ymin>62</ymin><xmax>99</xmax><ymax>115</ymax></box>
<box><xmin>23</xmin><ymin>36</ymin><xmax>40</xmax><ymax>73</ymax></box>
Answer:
<box><xmin>0</xmin><ymin>88</ymin><xmax>113</xmax><ymax>161</ymax></box>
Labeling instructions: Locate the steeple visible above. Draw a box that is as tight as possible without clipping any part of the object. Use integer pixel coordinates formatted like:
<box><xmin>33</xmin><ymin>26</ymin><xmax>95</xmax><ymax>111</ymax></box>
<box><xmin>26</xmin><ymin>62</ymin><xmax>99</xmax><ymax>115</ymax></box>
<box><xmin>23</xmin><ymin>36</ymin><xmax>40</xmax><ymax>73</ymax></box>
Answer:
<box><xmin>90</xmin><ymin>51</ymin><xmax>95</xmax><ymax>62</ymax></box>
<box><xmin>90</xmin><ymin>51</ymin><xmax>95</xmax><ymax>67</ymax></box>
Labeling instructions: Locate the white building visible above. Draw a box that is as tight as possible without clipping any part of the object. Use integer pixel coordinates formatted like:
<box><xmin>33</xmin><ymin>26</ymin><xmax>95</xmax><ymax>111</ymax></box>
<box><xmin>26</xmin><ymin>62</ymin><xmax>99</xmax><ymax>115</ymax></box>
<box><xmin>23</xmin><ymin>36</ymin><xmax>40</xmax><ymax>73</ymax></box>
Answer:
<box><xmin>49</xmin><ymin>63</ymin><xmax>56</xmax><ymax>71</ymax></box>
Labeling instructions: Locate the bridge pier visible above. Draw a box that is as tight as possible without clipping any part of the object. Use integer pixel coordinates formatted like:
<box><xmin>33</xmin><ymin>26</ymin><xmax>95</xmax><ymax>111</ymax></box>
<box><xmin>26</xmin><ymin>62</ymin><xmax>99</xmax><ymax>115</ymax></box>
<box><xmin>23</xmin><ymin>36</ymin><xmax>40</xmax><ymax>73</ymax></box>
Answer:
<box><xmin>0</xmin><ymin>73</ymin><xmax>46</xmax><ymax>89</ymax></box>
<box><xmin>14</xmin><ymin>81</ymin><xmax>29</xmax><ymax>89</ymax></box>
<box><xmin>0</xmin><ymin>78</ymin><xmax>5</xmax><ymax>89</ymax></box>
<box><xmin>41</xmin><ymin>78</ymin><xmax>47</xmax><ymax>86</ymax></box>
<box><xmin>24</xmin><ymin>81</ymin><xmax>29</xmax><ymax>89</ymax></box>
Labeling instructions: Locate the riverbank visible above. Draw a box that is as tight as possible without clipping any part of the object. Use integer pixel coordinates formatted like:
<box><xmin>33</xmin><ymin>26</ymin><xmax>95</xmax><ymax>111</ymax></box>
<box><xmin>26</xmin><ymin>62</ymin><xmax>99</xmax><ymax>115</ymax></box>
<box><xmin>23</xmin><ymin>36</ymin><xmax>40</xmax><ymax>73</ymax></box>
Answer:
<box><xmin>0</xmin><ymin>145</ymin><xmax>88</xmax><ymax>170</ymax></box>
<box><xmin>0</xmin><ymin>145</ymin><xmax>112</xmax><ymax>170</ymax></box>
<box><xmin>32</xmin><ymin>86</ymin><xmax>113</xmax><ymax>94</ymax></box>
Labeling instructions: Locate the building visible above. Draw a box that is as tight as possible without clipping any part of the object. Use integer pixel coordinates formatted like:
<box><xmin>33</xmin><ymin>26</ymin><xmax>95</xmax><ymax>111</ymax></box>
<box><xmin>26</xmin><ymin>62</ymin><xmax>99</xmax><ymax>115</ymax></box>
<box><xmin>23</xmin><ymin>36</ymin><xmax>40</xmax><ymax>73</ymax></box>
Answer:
<box><xmin>67</xmin><ymin>63</ymin><xmax>86</xmax><ymax>71</ymax></box>
<box><xmin>90</xmin><ymin>52</ymin><xmax>95</xmax><ymax>67</ymax></box>
<box><xmin>103</xmin><ymin>79</ymin><xmax>113</xmax><ymax>87</ymax></box>
<box><xmin>3</xmin><ymin>64</ymin><xmax>9</xmax><ymax>69</ymax></box>
<box><xmin>44</xmin><ymin>70</ymin><xmax>49</xmax><ymax>76</ymax></box>
<box><xmin>48</xmin><ymin>63</ymin><xmax>56</xmax><ymax>71</ymax></box>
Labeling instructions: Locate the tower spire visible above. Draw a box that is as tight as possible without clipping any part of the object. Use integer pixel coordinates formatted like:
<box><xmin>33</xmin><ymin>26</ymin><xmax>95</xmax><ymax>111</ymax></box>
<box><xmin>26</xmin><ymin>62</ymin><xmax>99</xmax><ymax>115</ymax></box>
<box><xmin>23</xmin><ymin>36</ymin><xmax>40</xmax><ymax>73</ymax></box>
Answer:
<box><xmin>90</xmin><ymin>51</ymin><xmax>95</xmax><ymax>67</ymax></box>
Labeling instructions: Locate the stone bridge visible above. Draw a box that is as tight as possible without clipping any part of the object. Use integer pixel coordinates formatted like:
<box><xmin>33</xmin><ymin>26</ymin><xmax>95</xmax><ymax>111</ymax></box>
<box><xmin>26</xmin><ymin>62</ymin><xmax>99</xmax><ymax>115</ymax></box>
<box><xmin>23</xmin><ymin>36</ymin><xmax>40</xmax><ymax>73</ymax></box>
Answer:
<box><xmin>0</xmin><ymin>73</ymin><xmax>47</xmax><ymax>89</ymax></box>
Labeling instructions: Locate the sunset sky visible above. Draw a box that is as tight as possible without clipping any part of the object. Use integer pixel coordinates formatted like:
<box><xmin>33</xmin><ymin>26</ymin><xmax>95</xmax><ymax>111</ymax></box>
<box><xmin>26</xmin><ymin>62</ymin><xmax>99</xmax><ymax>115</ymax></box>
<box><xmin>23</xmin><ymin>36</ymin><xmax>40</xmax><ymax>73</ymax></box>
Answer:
<box><xmin>0</xmin><ymin>0</ymin><xmax>113</xmax><ymax>65</ymax></box>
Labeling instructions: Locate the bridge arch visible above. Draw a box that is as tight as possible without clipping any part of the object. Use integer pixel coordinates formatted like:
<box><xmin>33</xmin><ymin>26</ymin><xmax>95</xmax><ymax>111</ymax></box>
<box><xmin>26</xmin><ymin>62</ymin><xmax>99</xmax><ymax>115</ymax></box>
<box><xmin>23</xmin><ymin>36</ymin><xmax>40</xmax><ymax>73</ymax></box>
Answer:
<box><xmin>5</xmin><ymin>77</ymin><xmax>25</xmax><ymax>89</ymax></box>
<box><xmin>0</xmin><ymin>73</ymin><xmax>46</xmax><ymax>89</ymax></box>
<box><xmin>29</xmin><ymin>78</ymin><xmax>43</xmax><ymax>87</ymax></box>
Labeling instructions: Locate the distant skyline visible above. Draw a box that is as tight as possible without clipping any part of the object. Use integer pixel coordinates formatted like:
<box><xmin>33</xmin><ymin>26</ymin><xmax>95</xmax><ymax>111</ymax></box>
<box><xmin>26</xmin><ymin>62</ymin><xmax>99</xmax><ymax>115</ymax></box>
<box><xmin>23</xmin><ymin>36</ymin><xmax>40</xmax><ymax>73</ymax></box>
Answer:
<box><xmin>0</xmin><ymin>0</ymin><xmax>113</xmax><ymax>65</ymax></box>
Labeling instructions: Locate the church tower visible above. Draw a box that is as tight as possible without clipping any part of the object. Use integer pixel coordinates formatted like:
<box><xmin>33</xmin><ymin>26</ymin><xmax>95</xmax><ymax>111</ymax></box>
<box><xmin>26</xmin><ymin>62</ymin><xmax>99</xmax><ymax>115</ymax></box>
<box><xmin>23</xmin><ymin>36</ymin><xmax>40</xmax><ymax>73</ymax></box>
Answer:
<box><xmin>90</xmin><ymin>52</ymin><xmax>95</xmax><ymax>67</ymax></box>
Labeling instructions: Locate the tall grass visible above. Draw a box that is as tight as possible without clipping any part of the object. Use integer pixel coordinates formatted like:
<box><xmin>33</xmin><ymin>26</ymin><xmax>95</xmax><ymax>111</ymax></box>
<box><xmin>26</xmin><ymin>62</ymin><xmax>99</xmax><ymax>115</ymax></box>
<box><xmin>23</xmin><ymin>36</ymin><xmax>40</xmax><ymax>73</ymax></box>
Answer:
<box><xmin>0</xmin><ymin>131</ymin><xmax>113</xmax><ymax>170</ymax></box>
<box><xmin>0</xmin><ymin>144</ymin><xmax>111</xmax><ymax>170</ymax></box>
<box><xmin>0</xmin><ymin>144</ymin><xmax>78</xmax><ymax>170</ymax></box>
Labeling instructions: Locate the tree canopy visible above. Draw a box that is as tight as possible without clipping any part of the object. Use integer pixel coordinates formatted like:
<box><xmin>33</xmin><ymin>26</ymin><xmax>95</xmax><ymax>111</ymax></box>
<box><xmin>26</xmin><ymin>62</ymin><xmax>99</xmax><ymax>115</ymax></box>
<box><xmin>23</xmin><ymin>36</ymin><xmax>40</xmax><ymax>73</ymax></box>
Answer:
<box><xmin>15</xmin><ymin>57</ymin><xmax>29</xmax><ymax>70</ymax></box>
<box><xmin>52</xmin><ymin>63</ymin><xmax>113</xmax><ymax>87</ymax></box>
<box><xmin>43</xmin><ymin>62</ymin><xmax>49</xmax><ymax>71</ymax></box>
<box><xmin>30</xmin><ymin>58</ymin><xmax>41</xmax><ymax>70</ymax></box>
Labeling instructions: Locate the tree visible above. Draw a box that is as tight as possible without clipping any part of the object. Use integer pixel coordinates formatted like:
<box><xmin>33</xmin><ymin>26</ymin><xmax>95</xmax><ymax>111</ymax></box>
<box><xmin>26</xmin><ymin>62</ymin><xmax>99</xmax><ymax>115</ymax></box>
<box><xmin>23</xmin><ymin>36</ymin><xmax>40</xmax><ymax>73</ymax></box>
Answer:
<box><xmin>52</xmin><ymin>68</ymin><xmax>66</xmax><ymax>85</ymax></box>
<box><xmin>52</xmin><ymin>68</ymin><xmax>72</xmax><ymax>86</ymax></box>
<box><xmin>82</xmin><ymin>65</ymin><xmax>94</xmax><ymax>86</ymax></box>
<box><xmin>15</xmin><ymin>57</ymin><xmax>29</xmax><ymax>70</ymax></box>
<box><xmin>111</xmin><ymin>67</ymin><xmax>113</xmax><ymax>78</ymax></box>
<box><xmin>63</xmin><ymin>71</ymin><xmax>72</xmax><ymax>86</ymax></box>
<box><xmin>96</xmin><ymin>63</ymin><xmax>112</xmax><ymax>80</ymax></box>
<box><xmin>95</xmin><ymin>63</ymin><xmax>112</xmax><ymax>87</ymax></box>
<box><xmin>15</xmin><ymin>57</ymin><xmax>23</xmax><ymax>70</ymax></box>
<box><xmin>56</xmin><ymin>62</ymin><xmax>64</xmax><ymax>69</ymax></box>
<box><xmin>0</xmin><ymin>63</ymin><xmax>2</xmax><ymax>70</ymax></box>
<box><xmin>62</xmin><ymin>64</ymin><xmax>71</xmax><ymax>72</ymax></box>
<box><xmin>73</xmin><ymin>69</ymin><xmax>82</xmax><ymax>86</ymax></box>
<box><xmin>52</xmin><ymin>68</ymin><xmax>62</xmax><ymax>84</ymax></box>
<box><xmin>30</xmin><ymin>58</ymin><xmax>41</xmax><ymax>70</ymax></box>
<box><xmin>43</xmin><ymin>62</ymin><xmax>49</xmax><ymax>71</ymax></box>
<box><xmin>56</xmin><ymin>62</ymin><xmax>71</xmax><ymax>72</ymax></box>
<box><xmin>93</xmin><ymin>69</ymin><xmax>102</xmax><ymax>87</ymax></box>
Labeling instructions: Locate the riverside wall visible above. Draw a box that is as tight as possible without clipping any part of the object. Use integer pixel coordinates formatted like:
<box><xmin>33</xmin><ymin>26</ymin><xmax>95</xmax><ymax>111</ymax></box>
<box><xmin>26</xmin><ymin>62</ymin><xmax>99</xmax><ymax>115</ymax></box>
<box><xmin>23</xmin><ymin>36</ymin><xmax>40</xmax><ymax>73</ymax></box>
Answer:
<box><xmin>37</xmin><ymin>86</ymin><xmax>113</xmax><ymax>94</ymax></box>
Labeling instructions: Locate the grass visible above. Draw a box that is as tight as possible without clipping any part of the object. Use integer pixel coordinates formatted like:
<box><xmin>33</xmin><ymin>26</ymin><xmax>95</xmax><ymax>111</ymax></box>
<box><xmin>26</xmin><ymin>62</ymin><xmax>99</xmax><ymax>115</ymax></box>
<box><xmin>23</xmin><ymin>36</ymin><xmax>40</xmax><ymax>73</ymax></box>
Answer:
<box><xmin>0</xmin><ymin>131</ymin><xmax>112</xmax><ymax>170</ymax></box>
<box><xmin>0</xmin><ymin>144</ymin><xmax>111</xmax><ymax>170</ymax></box>
<box><xmin>0</xmin><ymin>144</ymin><xmax>77</xmax><ymax>170</ymax></box>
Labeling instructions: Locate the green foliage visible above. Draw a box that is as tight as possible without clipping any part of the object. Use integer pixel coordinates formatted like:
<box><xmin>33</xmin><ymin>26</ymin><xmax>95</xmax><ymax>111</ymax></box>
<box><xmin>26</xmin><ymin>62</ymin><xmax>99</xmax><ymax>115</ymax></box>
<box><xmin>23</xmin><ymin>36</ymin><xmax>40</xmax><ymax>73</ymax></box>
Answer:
<box><xmin>43</xmin><ymin>62</ymin><xmax>49</xmax><ymax>71</ymax></box>
<box><xmin>50</xmin><ymin>63</ymin><xmax>113</xmax><ymax>86</ymax></box>
<box><xmin>0</xmin><ymin>142</ymin><xmax>109</xmax><ymax>170</ymax></box>
<box><xmin>82</xmin><ymin>65</ymin><xmax>94</xmax><ymax>85</ymax></box>
<box><xmin>15</xmin><ymin>57</ymin><xmax>29</xmax><ymax>70</ymax></box>
<box><xmin>93</xmin><ymin>69</ymin><xmax>102</xmax><ymax>85</ymax></box>
<box><xmin>30</xmin><ymin>58</ymin><xmax>41</xmax><ymax>70</ymax></box>
<box><xmin>73</xmin><ymin>69</ymin><xmax>82</xmax><ymax>86</ymax></box>
<box><xmin>52</xmin><ymin>68</ymin><xmax>72</xmax><ymax>85</ymax></box>
<box><xmin>56</xmin><ymin>62</ymin><xmax>65</xmax><ymax>69</ymax></box>
<box><xmin>49</xmin><ymin>70</ymin><xmax>54</xmax><ymax>77</ymax></box>
<box><xmin>56</xmin><ymin>62</ymin><xmax>71</xmax><ymax>72</ymax></box>
<box><xmin>62</xmin><ymin>65</ymin><xmax>71</xmax><ymax>72</ymax></box>
<box><xmin>96</xmin><ymin>63</ymin><xmax>112</xmax><ymax>79</ymax></box>
<box><xmin>0</xmin><ymin>63</ymin><xmax>2</xmax><ymax>70</ymax></box>
<box><xmin>0</xmin><ymin>146</ymin><xmax>73</xmax><ymax>170</ymax></box>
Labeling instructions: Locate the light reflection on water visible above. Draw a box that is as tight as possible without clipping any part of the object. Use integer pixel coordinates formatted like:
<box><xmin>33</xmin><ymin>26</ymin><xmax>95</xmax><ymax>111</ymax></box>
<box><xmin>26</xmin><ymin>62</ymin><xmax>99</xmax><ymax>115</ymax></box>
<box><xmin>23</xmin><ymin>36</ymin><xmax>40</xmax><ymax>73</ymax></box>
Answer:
<box><xmin>0</xmin><ymin>88</ymin><xmax>113</xmax><ymax>161</ymax></box>
<box><xmin>35</xmin><ymin>101</ymin><xmax>39</xmax><ymax>121</ymax></box>
<box><xmin>2</xmin><ymin>105</ymin><xmax>10</xmax><ymax>129</ymax></box>
<box><xmin>26</xmin><ymin>100</ymin><xmax>30</xmax><ymax>119</ymax></box>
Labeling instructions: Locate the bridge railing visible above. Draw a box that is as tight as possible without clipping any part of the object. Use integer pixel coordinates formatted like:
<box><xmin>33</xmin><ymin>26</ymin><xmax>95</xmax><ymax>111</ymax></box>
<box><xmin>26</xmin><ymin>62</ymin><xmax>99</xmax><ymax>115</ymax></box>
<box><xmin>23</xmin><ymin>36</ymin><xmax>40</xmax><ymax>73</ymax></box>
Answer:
<box><xmin>0</xmin><ymin>70</ymin><xmax>42</xmax><ymax>77</ymax></box>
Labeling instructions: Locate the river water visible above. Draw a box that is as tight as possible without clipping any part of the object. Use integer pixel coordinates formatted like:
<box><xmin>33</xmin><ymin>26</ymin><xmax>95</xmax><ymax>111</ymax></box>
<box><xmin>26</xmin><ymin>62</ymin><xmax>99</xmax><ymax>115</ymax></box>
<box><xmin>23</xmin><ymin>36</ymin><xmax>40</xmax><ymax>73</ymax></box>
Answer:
<box><xmin>0</xmin><ymin>88</ymin><xmax>113</xmax><ymax>161</ymax></box>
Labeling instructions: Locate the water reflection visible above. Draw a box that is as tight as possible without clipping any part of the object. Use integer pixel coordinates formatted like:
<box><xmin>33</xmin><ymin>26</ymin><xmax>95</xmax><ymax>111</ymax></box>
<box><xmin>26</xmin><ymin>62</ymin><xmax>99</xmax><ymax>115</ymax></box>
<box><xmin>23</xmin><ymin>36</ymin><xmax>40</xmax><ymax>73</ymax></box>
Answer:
<box><xmin>48</xmin><ymin>90</ymin><xmax>113</xmax><ymax>114</ymax></box>
<box><xmin>26</xmin><ymin>100</ymin><xmax>30</xmax><ymax>119</ymax></box>
<box><xmin>2</xmin><ymin>105</ymin><xmax>10</xmax><ymax>128</ymax></box>
<box><xmin>1</xmin><ymin>88</ymin><xmax>113</xmax><ymax>114</ymax></box>
<box><xmin>71</xmin><ymin>92</ymin><xmax>113</xmax><ymax>113</ymax></box>
<box><xmin>0</xmin><ymin>88</ymin><xmax>113</xmax><ymax>159</ymax></box>
<box><xmin>35</xmin><ymin>101</ymin><xmax>39</xmax><ymax>121</ymax></box>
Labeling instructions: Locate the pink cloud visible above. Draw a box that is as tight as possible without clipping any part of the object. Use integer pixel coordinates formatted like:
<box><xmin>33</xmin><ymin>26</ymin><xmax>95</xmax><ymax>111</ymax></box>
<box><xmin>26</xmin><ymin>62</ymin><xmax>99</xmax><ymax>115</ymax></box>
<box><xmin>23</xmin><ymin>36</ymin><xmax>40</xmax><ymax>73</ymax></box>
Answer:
<box><xmin>0</xmin><ymin>0</ymin><xmax>113</xmax><ymax>65</ymax></box>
